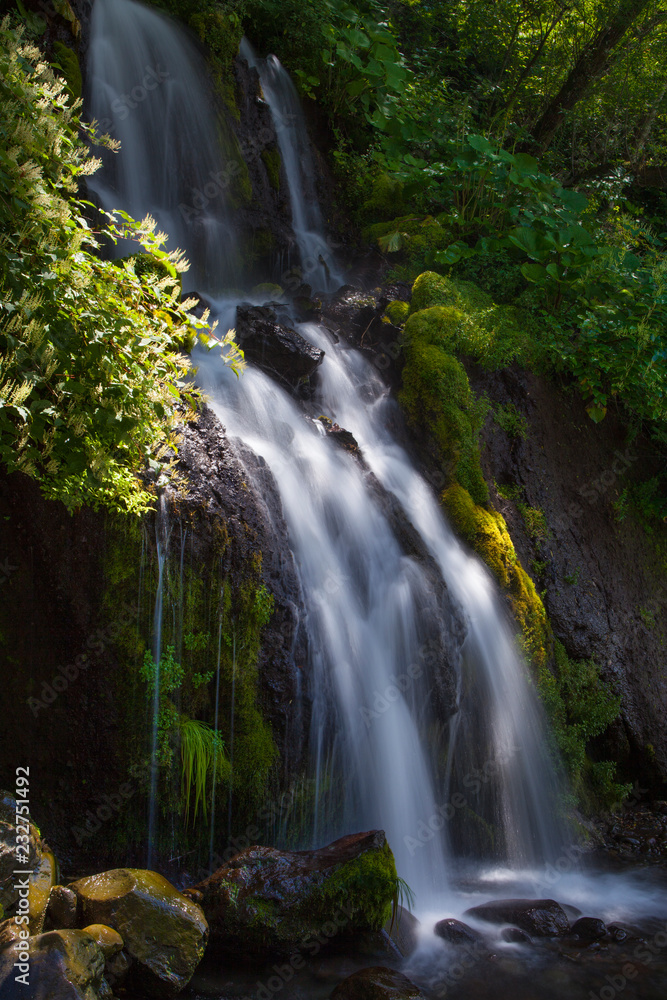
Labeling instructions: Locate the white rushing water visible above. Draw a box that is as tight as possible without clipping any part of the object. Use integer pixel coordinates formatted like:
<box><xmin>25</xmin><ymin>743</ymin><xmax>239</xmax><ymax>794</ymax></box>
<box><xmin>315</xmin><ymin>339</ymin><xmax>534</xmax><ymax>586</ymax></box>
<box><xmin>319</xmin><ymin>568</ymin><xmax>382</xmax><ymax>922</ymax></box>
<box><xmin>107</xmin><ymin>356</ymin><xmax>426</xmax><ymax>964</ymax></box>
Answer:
<box><xmin>239</xmin><ymin>38</ymin><xmax>345</xmax><ymax>293</ymax></box>
<box><xmin>87</xmin><ymin>0</ymin><xmax>667</xmax><ymax>929</ymax></box>
<box><xmin>85</xmin><ymin>0</ymin><xmax>238</xmax><ymax>292</ymax></box>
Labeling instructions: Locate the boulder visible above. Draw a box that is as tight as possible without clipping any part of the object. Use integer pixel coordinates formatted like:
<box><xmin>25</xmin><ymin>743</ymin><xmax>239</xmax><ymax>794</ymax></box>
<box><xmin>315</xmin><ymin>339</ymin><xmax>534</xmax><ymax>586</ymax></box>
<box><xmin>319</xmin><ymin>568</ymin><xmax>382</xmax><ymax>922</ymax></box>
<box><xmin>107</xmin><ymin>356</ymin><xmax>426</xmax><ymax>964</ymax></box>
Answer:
<box><xmin>0</xmin><ymin>929</ymin><xmax>111</xmax><ymax>1000</ymax></box>
<box><xmin>434</xmin><ymin>917</ymin><xmax>483</xmax><ymax>946</ymax></box>
<box><xmin>28</xmin><ymin>847</ymin><xmax>57</xmax><ymax>934</ymax></box>
<box><xmin>68</xmin><ymin>869</ymin><xmax>208</xmax><ymax>997</ymax></box>
<box><xmin>183</xmin><ymin>830</ymin><xmax>398</xmax><ymax>961</ymax></box>
<box><xmin>45</xmin><ymin>885</ymin><xmax>78</xmax><ymax>930</ymax></box>
<box><xmin>385</xmin><ymin>905</ymin><xmax>420</xmax><ymax>957</ymax></box>
<box><xmin>0</xmin><ymin>793</ymin><xmax>41</xmax><ymax>913</ymax></box>
<box><xmin>500</xmin><ymin>926</ymin><xmax>532</xmax><ymax>944</ymax></box>
<box><xmin>317</xmin><ymin>416</ymin><xmax>360</xmax><ymax>456</ymax></box>
<box><xmin>330</xmin><ymin>966</ymin><xmax>424</xmax><ymax>999</ymax></box>
<box><xmin>0</xmin><ymin>919</ymin><xmax>21</xmax><ymax>952</ymax></box>
<box><xmin>464</xmin><ymin>898</ymin><xmax>569</xmax><ymax>937</ymax></box>
<box><xmin>235</xmin><ymin>305</ymin><xmax>324</xmax><ymax>391</ymax></box>
<box><xmin>570</xmin><ymin>916</ymin><xmax>607</xmax><ymax>943</ymax></box>
<box><xmin>80</xmin><ymin>925</ymin><xmax>123</xmax><ymax>960</ymax></box>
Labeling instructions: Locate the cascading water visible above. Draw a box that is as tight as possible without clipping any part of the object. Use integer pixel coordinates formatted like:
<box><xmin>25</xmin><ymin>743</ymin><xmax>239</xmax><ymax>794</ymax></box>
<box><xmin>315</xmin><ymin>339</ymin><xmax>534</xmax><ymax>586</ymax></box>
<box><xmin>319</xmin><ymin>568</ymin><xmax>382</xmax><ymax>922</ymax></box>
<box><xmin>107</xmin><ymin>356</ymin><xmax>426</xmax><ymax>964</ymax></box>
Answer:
<box><xmin>239</xmin><ymin>39</ymin><xmax>344</xmax><ymax>293</ymax></box>
<box><xmin>85</xmin><ymin>0</ymin><xmax>237</xmax><ymax>292</ymax></box>
<box><xmin>85</xmin><ymin>5</ymin><xmax>667</xmax><ymax>968</ymax></box>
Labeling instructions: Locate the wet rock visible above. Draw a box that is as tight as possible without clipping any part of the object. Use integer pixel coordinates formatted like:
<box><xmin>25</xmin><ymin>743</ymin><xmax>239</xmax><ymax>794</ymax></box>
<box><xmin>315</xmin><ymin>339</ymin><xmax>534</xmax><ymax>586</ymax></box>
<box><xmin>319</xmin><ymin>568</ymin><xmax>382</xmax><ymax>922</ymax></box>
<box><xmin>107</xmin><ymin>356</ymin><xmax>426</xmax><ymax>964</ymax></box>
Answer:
<box><xmin>465</xmin><ymin>899</ymin><xmax>570</xmax><ymax>937</ymax></box>
<box><xmin>104</xmin><ymin>949</ymin><xmax>132</xmax><ymax>990</ymax></box>
<box><xmin>68</xmin><ymin>869</ymin><xmax>208</xmax><ymax>997</ymax></box>
<box><xmin>45</xmin><ymin>885</ymin><xmax>78</xmax><ymax>930</ymax></box>
<box><xmin>29</xmin><ymin>847</ymin><xmax>57</xmax><ymax>934</ymax></box>
<box><xmin>607</xmin><ymin>922</ymin><xmax>629</xmax><ymax>942</ymax></box>
<box><xmin>0</xmin><ymin>793</ymin><xmax>42</xmax><ymax>914</ymax></box>
<box><xmin>330</xmin><ymin>966</ymin><xmax>424</xmax><ymax>999</ymax></box>
<box><xmin>0</xmin><ymin>928</ymin><xmax>111</xmax><ymax>999</ymax></box>
<box><xmin>385</xmin><ymin>905</ymin><xmax>420</xmax><ymax>957</ymax></box>
<box><xmin>435</xmin><ymin>917</ymin><xmax>483</xmax><ymax>945</ymax></box>
<box><xmin>501</xmin><ymin>926</ymin><xmax>532</xmax><ymax>943</ymax></box>
<box><xmin>0</xmin><ymin>919</ymin><xmax>21</xmax><ymax>952</ymax></box>
<box><xmin>317</xmin><ymin>416</ymin><xmax>360</xmax><ymax>455</ymax></box>
<box><xmin>81</xmin><ymin>925</ymin><xmax>123</xmax><ymax>959</ymax></box>
<box><xmin>235</xmin><ymin>305</ymin><xmax>324</xmax><ymax>392</ymax></box>
<box><xmin>183</xmin><ymin>830</ymin><xmax>398</xmax><ymax>961</ymax></box>
<box><xmin>571</xmin><ymin>916</ymin><xmax>607</xmax><ymax>943</ymax></box>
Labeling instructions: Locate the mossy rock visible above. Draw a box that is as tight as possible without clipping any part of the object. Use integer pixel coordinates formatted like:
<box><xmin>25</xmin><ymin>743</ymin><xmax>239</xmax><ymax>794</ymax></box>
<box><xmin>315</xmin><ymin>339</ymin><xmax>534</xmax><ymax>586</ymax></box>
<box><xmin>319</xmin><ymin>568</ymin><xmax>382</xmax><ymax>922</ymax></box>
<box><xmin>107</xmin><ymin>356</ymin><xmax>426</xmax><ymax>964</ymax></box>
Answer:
<box><xmin>410</xmin><ymin>271</ymin><xmax>493</xmax><ymax>315</ymax></box>
<box><xmin>403</xmin><ymin>305</ymin><xmax>467</xmax><ymax>350</ymax></box>
<box><xmin>251</xmin><ymin>282</ymin><xmax>285</xmax><ymax>301</ymax></box>
<box><xmin>400</xmin><ymin>340</ymin><xmax>488</xmax><ymax>505</ymax></box>
<box><xmin>261</xmin><ymin>147</ymin><xmax>281</xmax><ymax>191</ymax></box>
<box><xmin>81</xmin><ymin>924</ymin><xmax>124</xmax><ymax>960</ymax></box>
<box><xmin>384</xmin><ymin>300</ymin><xmax>410</xmax><ymax>326</ymax></box>
<box><xmin>361</xmin><ymin>172</ymin><xmax>405</xmax><ymax>221</ymax></box>
<box><xmin>363</xmin><ymin>217</ymin><xmax>452</xmax><ymax>277</ymax></box>
<box><xmin>68</xmin><ymin>869</ymin><xmax>208</xmax><ymax>997</ymax></box>
<box><xmin>185</xmin><ymin>831</ymin><xmax>399</xmax><ymax>960</ymax></box>
<box><xmin>441</xmin><ymin>484</ymin><xmax>551</xmax><ymax>667</ymax></box>
<box><xmin>29</xmin><ymin>846</ymin><xmax>58</xmax><ymax>934</ymax></box>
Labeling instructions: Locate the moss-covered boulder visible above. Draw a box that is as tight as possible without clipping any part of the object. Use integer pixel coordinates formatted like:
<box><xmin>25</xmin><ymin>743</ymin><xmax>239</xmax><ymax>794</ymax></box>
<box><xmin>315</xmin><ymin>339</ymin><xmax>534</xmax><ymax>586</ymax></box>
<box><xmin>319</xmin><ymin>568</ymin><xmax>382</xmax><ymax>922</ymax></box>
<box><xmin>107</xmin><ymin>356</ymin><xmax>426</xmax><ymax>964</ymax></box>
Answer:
<box><xmin>67</xmin><ymin>869</ymin><xmax>208</xmax><ymax>997</ymax></box>
<box><xmin>331</xmin><ymin>966</ymin><xmax>424</xmax><ymax>999</ymax></box>
<box><xmin>184</xmin><ymin>830</ymin><xmax>399</xmax><ymax>961</ymax></box>
<box><xmin>441</xmin><ymin>484</ymin><xmax>551</xmax><ymax>667</ymax></box>
<box><xmin>400</xmin><ymin>338</ymin><xmax>488</xmax><ymax>505</ymax></box>
<box><xmin>80</xmin><ymin>925</ymin><xmax>123</xmax><ymax>960</ymax></box>
<box><xmin>384</xmin><ymin>299</ymin><xmax>410</xmax><ymax>326</ymax></box>
<box><xmin>0</xmin><ymin>929</ymin><xmax>111</xmax><ymax>999</ymax></box>
<box><xmin>29</xmin><ymin>846</ymin><xmax>57</xmax><ymax>934</ymax></box>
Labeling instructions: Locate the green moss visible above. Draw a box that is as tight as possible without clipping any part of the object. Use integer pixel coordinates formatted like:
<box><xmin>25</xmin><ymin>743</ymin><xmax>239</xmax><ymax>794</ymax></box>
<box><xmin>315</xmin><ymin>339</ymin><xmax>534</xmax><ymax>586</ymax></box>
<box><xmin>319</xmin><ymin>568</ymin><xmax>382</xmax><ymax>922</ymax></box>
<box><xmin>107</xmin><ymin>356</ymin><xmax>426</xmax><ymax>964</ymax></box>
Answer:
<box><xmin>252</xmin><ymin>282</ymin><xmax>284</xmax><ymax>300</ymax></box>
<box><xmin>261</xmin><ymin>147</ymin><xmax>282</xmax><ymax>191</ymax></box>
<box><xmin>363</xmin><ymin>217</ymin><xmax>452</xmax><ymax>279</ymax></box>
<box><xmin>410</xmin><ymin>271</ymin><xmax>491</xmax><ymax>313</ymax></box>
<box><xmin>52</xmin><ymin>41</ymin><xmax>81</xmax><ymax>101</ymax></box>
<box><xmin>384</xmin><ymin>299</ymin><xmax>410</xmax><ymax>326</ymax></box>
<box><xmin>361</xmin><ymin>172</ymin><xmax>405</xmax><ymax>221</ymax></box>
<box><xmin>400</xmin><ymin>337</ymin><xmax>488</xmax><ymax>505</ymax></box>
<box><xmin>537</xmin><ymin>640</ymin><xmax>630</xmax><ymax>810</ymax></box>
<box><xmin>441</xmin><ymin>484</ymin><xmax>551</xmax><ymax>668</ymax></box>
<box><xmin>314</xmin><ymin>839</ymin><xmax>398</xmax><ymax>929</ymax></box>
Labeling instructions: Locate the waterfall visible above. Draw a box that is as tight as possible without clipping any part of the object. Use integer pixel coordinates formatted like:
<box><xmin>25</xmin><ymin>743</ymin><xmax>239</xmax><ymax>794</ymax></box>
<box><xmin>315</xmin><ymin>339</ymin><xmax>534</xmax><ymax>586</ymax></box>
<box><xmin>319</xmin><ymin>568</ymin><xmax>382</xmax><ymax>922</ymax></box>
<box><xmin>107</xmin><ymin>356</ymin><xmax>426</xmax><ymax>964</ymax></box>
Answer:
<box><xmin>85</xmin><ymin>0</ymin><xmax>237</xmax><ymax>292</ymax></box>
<box><xmin>239</xmin><ymin>39</ymin><xmax>344</xmax><ymax>293</ymax></box>
<box><xmin>86</xmin><ymin>0</ymin><xmax>570</xmax><ymax>903</ymax></box>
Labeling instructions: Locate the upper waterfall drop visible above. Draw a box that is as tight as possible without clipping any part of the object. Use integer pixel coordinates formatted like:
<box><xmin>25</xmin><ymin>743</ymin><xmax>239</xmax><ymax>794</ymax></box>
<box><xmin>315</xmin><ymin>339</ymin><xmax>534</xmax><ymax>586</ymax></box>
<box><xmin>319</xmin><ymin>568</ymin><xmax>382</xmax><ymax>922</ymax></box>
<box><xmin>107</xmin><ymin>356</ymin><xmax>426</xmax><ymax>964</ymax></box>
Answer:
<box><xmin>239</xmin><ymin>38</ymin><xmax>345</xmax><ymax>294</ymax></box>
<box><xmin>85</xmin><ymin>0</ymin><xmax>238</xmax><ymax>292</ymax></box>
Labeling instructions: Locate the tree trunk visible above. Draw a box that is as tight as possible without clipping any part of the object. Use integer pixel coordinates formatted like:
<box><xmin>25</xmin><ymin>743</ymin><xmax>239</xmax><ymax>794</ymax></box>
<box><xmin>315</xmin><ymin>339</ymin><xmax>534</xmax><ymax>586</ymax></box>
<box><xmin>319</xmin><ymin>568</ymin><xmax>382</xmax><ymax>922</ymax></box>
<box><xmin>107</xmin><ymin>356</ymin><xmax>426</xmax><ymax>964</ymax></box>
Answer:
<box><xmin>528</xmin><ymin>0</ymin><xmax>653</xmax><ymax>153</ymax></box>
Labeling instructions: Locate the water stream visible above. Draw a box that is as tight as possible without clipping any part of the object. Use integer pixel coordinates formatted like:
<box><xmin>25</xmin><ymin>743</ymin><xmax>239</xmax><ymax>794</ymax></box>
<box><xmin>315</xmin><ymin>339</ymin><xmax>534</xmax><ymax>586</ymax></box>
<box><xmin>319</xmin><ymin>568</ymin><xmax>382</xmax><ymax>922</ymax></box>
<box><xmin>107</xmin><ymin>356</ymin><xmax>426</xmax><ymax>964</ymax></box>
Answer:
<box><xmin>85</xmin><ymin>1</ymin><xmax>667</xmax><ymax>993</ymax></box>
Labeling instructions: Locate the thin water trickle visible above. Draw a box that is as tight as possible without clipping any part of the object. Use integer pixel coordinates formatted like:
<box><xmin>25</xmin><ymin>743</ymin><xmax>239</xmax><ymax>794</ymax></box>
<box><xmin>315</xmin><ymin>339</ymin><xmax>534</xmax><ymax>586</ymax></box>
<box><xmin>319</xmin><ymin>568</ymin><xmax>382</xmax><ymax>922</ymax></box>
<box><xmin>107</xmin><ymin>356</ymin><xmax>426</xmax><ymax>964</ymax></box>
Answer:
<box><xmin>239</xmin><ymin>39</ymin><xmax>345</xmax><ymax>293</ymax></box>
<box><xmin>227</xmin><ymin>630</ymin><xmax>237</xmax><ymax>837</ymax></box>
<box><xmin>147</xmin><ymin>493</ymin><xmax>171</xmax><ymax>869</ymax></box>
<box><xmin>209</xmin><ymin>598</ymin><xmax>224</xmax><ymax>871</ymax></box>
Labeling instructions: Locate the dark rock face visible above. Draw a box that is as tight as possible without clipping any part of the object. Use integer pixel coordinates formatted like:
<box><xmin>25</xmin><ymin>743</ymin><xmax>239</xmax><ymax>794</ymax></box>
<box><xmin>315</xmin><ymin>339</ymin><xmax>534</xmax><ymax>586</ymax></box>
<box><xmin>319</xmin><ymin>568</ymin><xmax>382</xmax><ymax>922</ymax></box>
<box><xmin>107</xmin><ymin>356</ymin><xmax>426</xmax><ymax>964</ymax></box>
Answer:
<box><xmin>330</xmin><ymin>966</ymin><xmax>425</xmax><ymax>1000</ymax></box>
<box><xmin>45</xmin><ymin>886</ymin><xmax>78</xmax><ymax>931</ymax></box>
<box><xmin>467</xmin><ymin>362</ymin><xmax>667</xmax><ymax>789</ymax></box>
<box><xmin>0</xmin><ymin>406</ymin><xmax>308</xmax><ymax>871</ymax></box>
<box><xmin>386</xmin><ymin>906</ymin><xmax>421</xmax><ymax>957</ymax></box>
<box><xmin>235</xmin><ymin>305</ymin><xmax>324</xmax><ymax>392</ymax></box>
<box><xmin>434</xmin><ymin>917</ymin><xmax>484</xmax><ymax>945</ymax></box>
<box><xmin>182</xmin><ymin>831</ymin><xmax>398</xmax><ymax>961</ymax></box>
<box><xmin>570</xmin><ymin>916</ymin><xmax>607</xmax><ymax>942</ymax></box>
<box><xmin>464</xmin><ymin>898</ymin><xmax>570</xmax><ymax>937</ymax></box>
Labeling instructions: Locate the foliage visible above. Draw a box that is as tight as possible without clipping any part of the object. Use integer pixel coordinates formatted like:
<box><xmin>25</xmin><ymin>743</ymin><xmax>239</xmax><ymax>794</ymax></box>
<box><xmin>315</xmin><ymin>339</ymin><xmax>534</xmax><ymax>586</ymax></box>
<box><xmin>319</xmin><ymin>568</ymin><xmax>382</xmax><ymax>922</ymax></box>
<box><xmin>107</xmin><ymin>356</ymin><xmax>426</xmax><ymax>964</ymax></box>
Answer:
<box><xmin>0</xmin><ymin>21</ymin><xmax>243</xmax><ymax>513</ymax></box>
<box><xmin>494</xmin><ymin>401</ymin><xmax>528</xmax><ymax>439</ymax></box>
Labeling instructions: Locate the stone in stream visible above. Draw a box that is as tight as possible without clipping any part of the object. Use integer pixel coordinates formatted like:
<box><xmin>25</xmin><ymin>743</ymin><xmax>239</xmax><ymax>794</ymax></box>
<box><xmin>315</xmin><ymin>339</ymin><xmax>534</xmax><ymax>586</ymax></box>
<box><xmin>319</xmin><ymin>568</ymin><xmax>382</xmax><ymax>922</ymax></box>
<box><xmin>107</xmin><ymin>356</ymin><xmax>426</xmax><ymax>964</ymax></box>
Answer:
<box><xmin>235</xmin><ymin>304</ymin><xmax>324</xmax><ymax>392</ymax></box>
<box><xmin>570</xmin><ymin>916</ymin><xmax>607</xmax><ymax>943</ymax></box>
<box><xmin>434</xmin><ymin>917</ymin><xmax>484</xmax><ymax>946</ymax></box>
<box><xmin>464</xmin><ymin>898</ymin><xmax>570</xmax><ymax>937</ymax></box>
<box><xmin>67</xmin><ymin>868</ymin><xmax>208</xmax><ymax>997</ymax></box>
<box><xmin>182</xmin><ymin>830</ymin><xmax>399</xmax><ymax>961</ymax></box>
<box><xmin>500</xmin><ymin>925</ymin><xmax>532</xmax><ymax>944</ymax></box>
<box><xmin>0</xmin><ymin>928</ymin><xmax>111</xmax><ymax>999</ymax></box>
<box><xmin>45</xmin><ymin>884</ymin><xmax>78</xmax><ymax>929</ymax></box>
<box><xmin>330</xmin><ymin>966</ymin><xmax>425</xmax><ymax>999</ymax></box>
<box><xmin>80</xmin><ymin>924</ymin><xmax>124</xmax><ymax>960</ymax></box>
<box><xmin>0</xmin><ymin>792</ymin><xmax>43</xmax><ymax>914</ymax></box>
<box><xmin>386</xmin><ymin>905</ymin><xmax>421</xmax><ymax>956</ymax></box>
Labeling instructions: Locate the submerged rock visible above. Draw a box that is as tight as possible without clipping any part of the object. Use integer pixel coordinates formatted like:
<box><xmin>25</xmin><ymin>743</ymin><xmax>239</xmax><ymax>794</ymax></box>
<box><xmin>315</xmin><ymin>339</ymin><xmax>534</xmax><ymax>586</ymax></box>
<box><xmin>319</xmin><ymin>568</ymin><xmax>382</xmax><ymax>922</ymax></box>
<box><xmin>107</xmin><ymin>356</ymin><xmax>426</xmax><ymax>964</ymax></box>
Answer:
<box><xmin>183</xmin><ymin>830</ymin><xmax>398</xmax><ymax>961</ymax></box>
<box><xmin>330</xmin><ymin>966</ymin><xmax>424</xmax><ymax>999</ymax></box>
<box><xmin>501</xmin><ymin>926</ymin><xmax>532</xmax><ymax>943</ymax></box>
<box><xmin>235</xmin><ymin>304</ymin><xmax>324</xmax><ymax>392</ymax></box>
<box><xmin>0</xmin><ymin>928</ymin><xmax>111</xmax><ymax>999</ymax></box>
<box><xmin>68</xmin><ymin>869</ymin><xmax>208</xmax><ymax>997</ymax></box>
<box><xmin>464</xmin><ymin>898</ymin><xmax>569</xmax><ymax>937</ymax></box>
<box><xmin>434</xmin><ymin>917</ymin><xmax>484</xmax><ymax>945</ymax></box>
